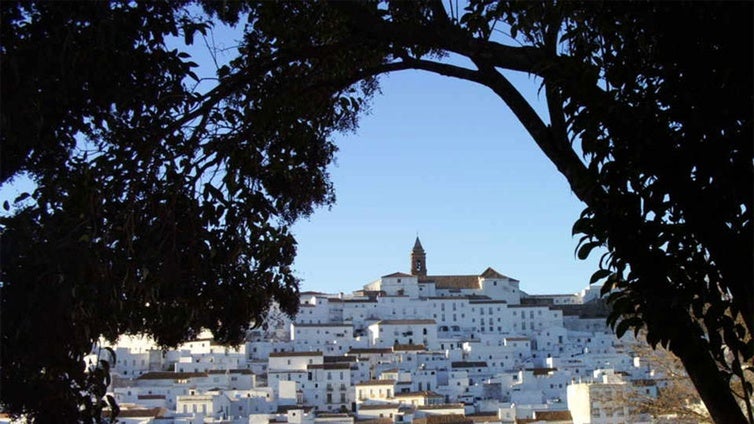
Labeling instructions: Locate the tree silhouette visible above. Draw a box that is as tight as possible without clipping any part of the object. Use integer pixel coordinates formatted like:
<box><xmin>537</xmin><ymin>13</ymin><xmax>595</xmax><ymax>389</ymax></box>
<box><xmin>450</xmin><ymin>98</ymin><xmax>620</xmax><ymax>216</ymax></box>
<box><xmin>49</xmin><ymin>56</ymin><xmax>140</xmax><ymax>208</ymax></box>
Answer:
<box><xmin>2</xmin><ymin>2</ymin><xmax>751</xmax><ymax>423</ymax></box>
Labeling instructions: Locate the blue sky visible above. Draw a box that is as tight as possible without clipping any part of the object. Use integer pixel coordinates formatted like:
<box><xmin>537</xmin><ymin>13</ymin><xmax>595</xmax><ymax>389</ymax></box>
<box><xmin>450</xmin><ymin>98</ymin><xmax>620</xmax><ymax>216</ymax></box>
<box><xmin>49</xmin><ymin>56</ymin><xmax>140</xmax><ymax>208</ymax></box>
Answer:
<box><xmin>171</xmin><ymin>21</ymin><xmax>605</xmax><ymax>296</ymax></box>
<box><xmin>291</xmin><ymin>68</ymin><xmax>601</xmax><ymax>295</ymax></box>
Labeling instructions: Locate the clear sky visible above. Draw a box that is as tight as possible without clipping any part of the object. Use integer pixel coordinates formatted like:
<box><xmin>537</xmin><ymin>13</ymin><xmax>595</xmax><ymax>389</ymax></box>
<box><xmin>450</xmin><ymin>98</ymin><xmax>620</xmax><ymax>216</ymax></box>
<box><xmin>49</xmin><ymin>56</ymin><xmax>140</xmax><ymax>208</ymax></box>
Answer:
<box><xmin>290</xmin><ymin>68</ymin><xmax>602</xmax><ymax>296</ymax></box>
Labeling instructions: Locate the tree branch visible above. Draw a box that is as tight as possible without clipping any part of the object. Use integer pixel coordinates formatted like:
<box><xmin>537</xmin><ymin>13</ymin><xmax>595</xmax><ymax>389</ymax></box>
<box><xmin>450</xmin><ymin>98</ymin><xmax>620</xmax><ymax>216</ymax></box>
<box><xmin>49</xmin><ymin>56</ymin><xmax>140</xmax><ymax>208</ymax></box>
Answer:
<box><xmin>328</xmin><ymin>1</ymin><xmax>548</xmax><ymax>74</ymax></box>
<box><xmin>470</xmin><ymin>58</ymin><xmax>605</xmax><ymax>207</ymax></box>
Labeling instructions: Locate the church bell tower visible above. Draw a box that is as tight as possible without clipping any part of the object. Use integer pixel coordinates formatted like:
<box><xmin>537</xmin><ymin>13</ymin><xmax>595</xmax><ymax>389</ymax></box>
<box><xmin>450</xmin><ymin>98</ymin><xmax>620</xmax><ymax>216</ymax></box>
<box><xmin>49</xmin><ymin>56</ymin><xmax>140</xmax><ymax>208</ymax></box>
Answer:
<box><xmin>410</xmin><ymin>237</ymin><xmax>427</xmax><ymax>276</ymax></box>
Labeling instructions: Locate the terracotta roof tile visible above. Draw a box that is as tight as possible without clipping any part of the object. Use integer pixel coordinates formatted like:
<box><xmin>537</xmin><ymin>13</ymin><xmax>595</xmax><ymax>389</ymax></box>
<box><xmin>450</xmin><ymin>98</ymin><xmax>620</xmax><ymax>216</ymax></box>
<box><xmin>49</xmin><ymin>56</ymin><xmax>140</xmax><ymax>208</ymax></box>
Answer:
<box><xmin>413</xmin><ymin>415</ymin><xmax>472</xmax><ymax>424</ymax></box>
<box><xmin>394</xmin><ymin>391</ymin><xmax>443</xmax><ymax>398</ymax></box>
<box><xmin>533</xmin><ymin>410</ymin><xmax>572</xmax><ymax>421</ymax></box>
<box><xmin>308</xmin><ymin>363</ymin><xmax>351</xmax><ymax>370</ymax></box>
<box><xmin>103</xmin><ymin>407</ymin><xmax>165</xmax><ymax>418</ymax></box>
<box><xmin>347</xmin><ymin>348</ymin><xmax>393</xmax><ymax>355</ymax></box>
<box><xmin>479</xmin><ymin>267</ymin><xmax>507</xmax><ymax>279</ymax></box>
<box><xmin>393</xmin><ymin>344</ymin><xmax>426</xmax><ymax>351</ymax></box>
<box><xmin>466</xmin><ymin>413</ymin><xmax>500</xmax><ymax>423</ymax></box>
<box><xmin>419</xmin><ymin>275</ymin><xmax>480</xmax><ymax>289</ymax></box>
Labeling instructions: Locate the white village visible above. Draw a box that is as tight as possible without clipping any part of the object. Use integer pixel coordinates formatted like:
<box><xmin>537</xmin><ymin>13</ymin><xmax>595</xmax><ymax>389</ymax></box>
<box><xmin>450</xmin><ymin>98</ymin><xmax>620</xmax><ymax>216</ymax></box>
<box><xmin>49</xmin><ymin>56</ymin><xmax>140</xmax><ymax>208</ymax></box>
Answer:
<box><xmin>95</xmin><ymin>239</ymin><xmax>673</xmax><ymax>424</ymax></box>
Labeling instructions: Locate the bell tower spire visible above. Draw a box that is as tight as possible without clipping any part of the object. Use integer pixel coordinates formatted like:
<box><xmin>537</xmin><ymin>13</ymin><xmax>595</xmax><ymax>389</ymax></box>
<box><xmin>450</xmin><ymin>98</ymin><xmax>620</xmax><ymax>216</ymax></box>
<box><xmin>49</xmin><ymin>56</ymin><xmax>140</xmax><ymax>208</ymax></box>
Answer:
<box><xmin>410</xmin><ymin>236</ymin><xmax>427</xmax><ymax>276</ymax></box>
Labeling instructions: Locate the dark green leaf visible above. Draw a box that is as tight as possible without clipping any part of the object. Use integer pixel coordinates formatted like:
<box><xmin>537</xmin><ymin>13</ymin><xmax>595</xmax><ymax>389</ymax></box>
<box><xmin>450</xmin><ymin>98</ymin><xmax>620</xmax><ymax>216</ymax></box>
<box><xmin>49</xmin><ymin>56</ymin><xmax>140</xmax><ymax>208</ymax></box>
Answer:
<box><xmin>589</xmin><ymin>269</ymin><xmax>611</xmax><ymax>285</ymax></box>
<box><xmin>576</xmin><ymin>241</ymin><xmax>600</xmax><ymax>260</ymax></box>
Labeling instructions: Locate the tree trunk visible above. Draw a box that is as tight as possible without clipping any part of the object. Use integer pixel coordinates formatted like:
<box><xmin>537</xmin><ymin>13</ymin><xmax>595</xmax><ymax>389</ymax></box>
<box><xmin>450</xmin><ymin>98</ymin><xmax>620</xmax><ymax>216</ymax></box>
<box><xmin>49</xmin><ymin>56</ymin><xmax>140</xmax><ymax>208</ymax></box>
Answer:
<box><xmin>670</xmin><ymin>320</ymin><xmax>748</xmax><ymax>424</ymax></box>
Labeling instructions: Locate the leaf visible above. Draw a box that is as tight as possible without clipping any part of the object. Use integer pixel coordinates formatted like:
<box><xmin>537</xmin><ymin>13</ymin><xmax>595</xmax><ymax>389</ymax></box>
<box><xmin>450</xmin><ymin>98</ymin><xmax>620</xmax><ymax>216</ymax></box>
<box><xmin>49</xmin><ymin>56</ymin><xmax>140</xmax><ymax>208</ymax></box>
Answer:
<box><xmin>106</xmin><ymin>394</ymin><xmax>120</xmax><ymax>423</ymax></box>
<box><xmin>577</xmin><ymin>241</ymin><xmax>600</xmax><ymax>260</ymax></box>
<box><xmin>571</xmin><ymin>216</ymin><xmax>591</xmax><ymax>236</ymax></box>
<box><xmin>100</xmin><ymin>359</ymin><xmax>110</xmax><ymax>374</ymax></box>
<box><xmin>615</xmin><ymin>317</ymin><xmax>643</xmax><ymax>338</ymax></box>
<box><xmin>218</xmin><ymin>65</ymin><xmax>230</xmax><ymax>78</ymax></box>
<box><xmin>589</xmin><ymin>269</ymin><xmax>611</xmax><ymax>285</ymax></box>
<box><xmin>103</xmin><ymin>346</ymin><xmax>117</xmax><ymax>366</ymax></box>
<box><xmin>13</xmin><ymin>192</ymin><xmax>30</xmax><ymax>203</ymax></box>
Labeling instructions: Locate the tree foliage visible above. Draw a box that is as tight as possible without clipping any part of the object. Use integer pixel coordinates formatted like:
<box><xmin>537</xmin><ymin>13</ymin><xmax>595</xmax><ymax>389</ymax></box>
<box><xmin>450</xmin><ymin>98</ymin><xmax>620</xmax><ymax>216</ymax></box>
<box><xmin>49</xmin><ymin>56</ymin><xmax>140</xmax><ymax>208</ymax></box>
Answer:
<box><xmin>1</xmin><ymin>1</ymin><xmax>751</xmax><ymax>423</ymax></box>
<box><xmin>1</xmin><ymin>1</ymin><xmax>370</xmax><ymax>421</ymax></box>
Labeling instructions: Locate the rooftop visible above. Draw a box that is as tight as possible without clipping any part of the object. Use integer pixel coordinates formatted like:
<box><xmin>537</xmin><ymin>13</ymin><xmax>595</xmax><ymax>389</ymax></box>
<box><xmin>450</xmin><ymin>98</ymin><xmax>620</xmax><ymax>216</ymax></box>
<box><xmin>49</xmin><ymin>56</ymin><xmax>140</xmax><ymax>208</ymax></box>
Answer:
<box><xmin>269</xmin><ymin>351</ymin><xmax>323</xmax><ymax>357</ymax></box>
<box><xmin>136</xmin><ymin>372</ymin><xmax>207</xmax><ymax>380</ymax></box>
<box><xmin>412</xmin><ymin>415</ymin><xmax>472</xmax><ymax>424</ymax></box>
<box><xmin>358</xmin><ymin>403</ymin><xmax>401</xmax><ymax>410</ymax></box>
<box><xmin>382</xmin><ymin>272</ymin><xmax>415</xmax><ymax>278</ymax></box>
<box><xmin>355</xmin><ymin>379</ymin><xmax>396</xmax><ymax>386</ymax></box>
<box><xmin>419</xmin><ymin>275</ymin><xmax>479</xmax><ymax>289</ymax></box>
<box><xmin>394</xmin><ymin>391</ymin><xmax>443</xmax><ymax>398</ymax></box>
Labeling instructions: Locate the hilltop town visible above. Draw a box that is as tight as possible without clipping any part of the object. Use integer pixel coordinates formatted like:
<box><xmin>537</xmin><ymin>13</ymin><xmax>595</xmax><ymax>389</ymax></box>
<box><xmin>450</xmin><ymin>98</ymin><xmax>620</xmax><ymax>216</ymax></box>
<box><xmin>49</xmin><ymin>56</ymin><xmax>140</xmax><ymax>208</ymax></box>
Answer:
<box><xmin>98</xmin><ymin>239</ymin><xmax>665</xmax><ymax>424</ymax></box>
